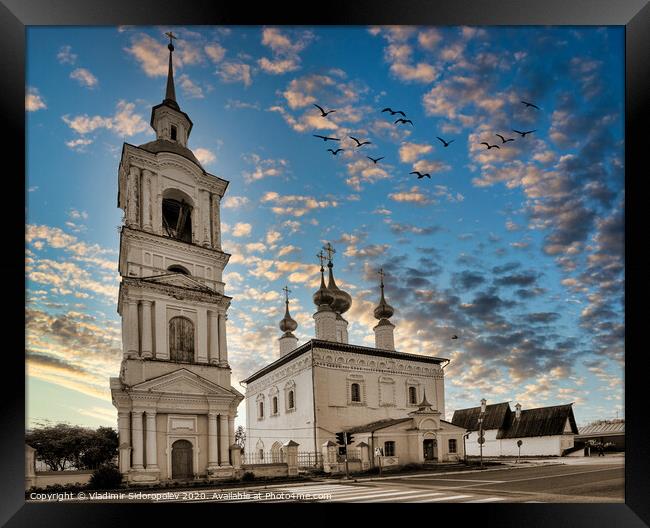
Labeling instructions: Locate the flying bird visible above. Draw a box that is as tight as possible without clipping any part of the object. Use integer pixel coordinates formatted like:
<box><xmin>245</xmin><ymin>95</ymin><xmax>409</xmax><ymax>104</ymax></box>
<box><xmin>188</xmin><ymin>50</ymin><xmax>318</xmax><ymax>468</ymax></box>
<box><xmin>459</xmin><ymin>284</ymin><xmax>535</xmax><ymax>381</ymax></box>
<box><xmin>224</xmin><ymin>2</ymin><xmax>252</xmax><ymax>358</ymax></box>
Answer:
<box><xmin>313</xmin><ymin>103</ymin><xmax>336</xmax><ymax>117</ymax></box>
<box><xmin>395</xmin><ymin>118</ymin><xmax>414</xmax><ymax>126</ymax></box>
<box><xmin>381</xmin><ymin>107</ymin><xmax>406</xmax><ymax>117</ymax></box>
<box><xmin>313</xmin><ymin>134</ymin><xmax>340</xmax><ymax>142</ymax></box>
<box><xmin>512</xmin><ymin>129</ymin><xmax>536</xmax><ymax>137</ymax></box>
<box><xmin>437</xmin><ymin>137</ymin><xmax>455</xmax><ymax>147</ymax></box>
<box><xmin>367</xmin><ymin>156</ymin><xmax>385</xmax><ymax>164</ymax></box>
<box><xmin>451</xmin><ymin>335</ymin><xmax>458</xmax><ymax>340</ymax></box>
<box><xmin>328</xmin><ymin>148</ymin><xmax>344</xmax><ymax>155</ymax></box>
<box><xmin>521</xmin><ymin>100</ymin><xmax>540</xmax><ymax>110</ymax></box>
<box><xmin>410</xmin><ymin>171</ymin><xmax>431</xmax><ymax>179</ymax></box>
<box><xmin>480</xmin><ymin>142</ymin><xmax>500</xmax><ymax>150</ymax></box>
<box><xmin>496</xmin><ymin>134</ymin><xmax>515</xmax><ymax>143</ymax></box>
<box><xmin>349</xmin><ymin>136</ymin><xmax>372</xmax><ymax>147</ymax></box>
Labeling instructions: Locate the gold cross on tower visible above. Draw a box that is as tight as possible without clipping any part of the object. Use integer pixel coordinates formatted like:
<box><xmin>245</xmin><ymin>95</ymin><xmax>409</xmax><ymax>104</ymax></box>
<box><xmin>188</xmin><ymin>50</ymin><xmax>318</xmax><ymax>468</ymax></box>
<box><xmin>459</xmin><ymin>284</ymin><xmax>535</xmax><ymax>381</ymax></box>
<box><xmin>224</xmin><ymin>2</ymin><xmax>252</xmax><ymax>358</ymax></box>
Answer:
<box><xmin>316</xmin><ymin>250</ymin><xmax>327</xmax><ymax>268</ymax></box>
<box><xmin>164</xmin><ymin>31</ymin><xmax>178</xmax><ymax>45</ymax></box>
<box><xmin>322</xmin><ymin>242</ymin><xmax>336</xmax><ymax>263</ymax></box>
<box><xmin>282</xmin><ymin>285</ymin><xmax>291</xmax><ymax>303</ymax></box>
<box><xmin>378</xmin><ymin>268</ymin><xmax>385</xmax><ymax>287</ymax></box>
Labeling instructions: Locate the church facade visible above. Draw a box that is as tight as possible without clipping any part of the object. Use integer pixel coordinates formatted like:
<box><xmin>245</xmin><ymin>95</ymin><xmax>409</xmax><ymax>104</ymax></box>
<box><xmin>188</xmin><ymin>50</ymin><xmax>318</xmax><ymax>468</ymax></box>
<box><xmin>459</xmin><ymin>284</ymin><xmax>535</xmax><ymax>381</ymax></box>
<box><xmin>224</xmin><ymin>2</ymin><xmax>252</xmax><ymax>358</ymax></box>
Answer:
<box><xmin>242</xmin><ymin>249</ymin><xmax>466</xmax><ymax>466</ymax></box>
<box><xmin>110</xmin><ymin>37</ymin><xmax>243</xmax><ymax>484</ymax></box>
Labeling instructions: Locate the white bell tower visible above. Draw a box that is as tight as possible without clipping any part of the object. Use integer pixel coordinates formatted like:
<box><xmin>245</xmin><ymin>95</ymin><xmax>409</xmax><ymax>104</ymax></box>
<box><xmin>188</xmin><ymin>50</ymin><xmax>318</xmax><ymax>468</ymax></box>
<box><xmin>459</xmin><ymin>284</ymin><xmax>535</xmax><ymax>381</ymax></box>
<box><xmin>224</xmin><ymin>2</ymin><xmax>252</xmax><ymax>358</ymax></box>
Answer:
<box><xmin>110</xmin><ymin>32</ymin><xmax>243</xmax><ymax>484</ymax></box>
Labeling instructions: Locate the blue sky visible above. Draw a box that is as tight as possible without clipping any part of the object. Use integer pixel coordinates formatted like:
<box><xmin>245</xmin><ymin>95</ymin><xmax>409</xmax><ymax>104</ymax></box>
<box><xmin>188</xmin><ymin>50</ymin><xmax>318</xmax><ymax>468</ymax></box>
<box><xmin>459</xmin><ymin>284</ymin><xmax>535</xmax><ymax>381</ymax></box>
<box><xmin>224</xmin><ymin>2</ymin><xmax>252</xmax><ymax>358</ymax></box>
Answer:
<box><xmin>26</xmin><ymin>25</ymin><xmax>624</xmax><ymax>429</ymax></box>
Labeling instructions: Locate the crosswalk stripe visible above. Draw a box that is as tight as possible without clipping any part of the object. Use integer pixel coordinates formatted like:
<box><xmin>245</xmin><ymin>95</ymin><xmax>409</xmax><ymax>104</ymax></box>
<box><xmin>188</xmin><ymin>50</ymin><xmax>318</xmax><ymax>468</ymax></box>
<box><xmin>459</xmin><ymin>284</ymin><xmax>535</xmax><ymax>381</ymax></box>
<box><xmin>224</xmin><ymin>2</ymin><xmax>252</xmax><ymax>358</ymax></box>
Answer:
<box><xmin>466</xmin><ymin>497</ymin><xmax>505</xmax><ymax>503</ymax></box>
<box><xmin>360</xmin><ymin>492</ymin><xmax>445</xmax><ymax>503</ymax></box>
<box><xmin>283</xmin><ymin>485</ymin><xmax>372</xmax><ymax>493</ymax></box>
<box><xmin>412</xmin><ymin>494</ymin><xmax>472</xmax><ymax>503</ymax></box>
<box><xmin>325</xmin><ymin>490</ymin><xmax>409</xmax><ymax>502</ymax></box>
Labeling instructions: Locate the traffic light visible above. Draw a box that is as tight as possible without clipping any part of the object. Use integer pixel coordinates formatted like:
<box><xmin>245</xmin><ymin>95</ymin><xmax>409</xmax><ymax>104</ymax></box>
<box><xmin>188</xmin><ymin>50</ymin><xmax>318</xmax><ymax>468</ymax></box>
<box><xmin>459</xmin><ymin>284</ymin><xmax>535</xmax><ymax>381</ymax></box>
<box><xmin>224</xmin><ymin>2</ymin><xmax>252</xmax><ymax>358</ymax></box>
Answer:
<box><xmin>335</xmin><ymin>432</ymin><xmax>345</xmax><ymax>446</ymax></box>
<box><xmin>346</xmin><ymin>433</ymin><xmax>354</xmax><ymax>445</ymax></box>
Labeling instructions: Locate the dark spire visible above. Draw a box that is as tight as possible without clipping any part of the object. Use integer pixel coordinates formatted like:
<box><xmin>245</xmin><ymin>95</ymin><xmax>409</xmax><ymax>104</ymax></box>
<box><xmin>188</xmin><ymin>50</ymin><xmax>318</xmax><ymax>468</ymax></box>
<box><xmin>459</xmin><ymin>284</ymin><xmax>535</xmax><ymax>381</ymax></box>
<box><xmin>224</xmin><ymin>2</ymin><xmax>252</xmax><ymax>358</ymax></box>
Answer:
<box><xmin>313</xmin><ymin>251</ymin><xmax>334</xmax><ymax>309</ymax></box>
<box><xmin>373</xmin><ymin>268</ymin><xmax>394</xmax><ymax>320</ymax></box>
<box><xmin>279</xmin><ymin>285</ymin><xmax>298</xmax><ymax>334</ymax></box>
<box><xmin>163</xmin><ymin>32</ymin><xmax>180</xmax><ymax>111</ymax></box>
<box><xmin>323</xmin><ymin>244</ymin><xmax>351</xmax><ymax>314</ymax></box>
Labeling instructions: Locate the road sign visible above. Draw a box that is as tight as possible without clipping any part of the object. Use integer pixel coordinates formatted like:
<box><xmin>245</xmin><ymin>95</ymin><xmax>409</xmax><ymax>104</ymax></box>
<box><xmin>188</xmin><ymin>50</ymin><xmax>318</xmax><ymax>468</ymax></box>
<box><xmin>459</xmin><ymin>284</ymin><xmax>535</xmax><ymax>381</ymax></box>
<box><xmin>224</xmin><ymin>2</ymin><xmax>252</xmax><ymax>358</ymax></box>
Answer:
<box><xmin>517</xmin><ymin>440</ymin><xmax>523</xmax><ymax>447</ymax></box>
<box><xmin>477</xmin><ymin>436</ymin><xmax>485</xmax><ymax>445</ymax></box>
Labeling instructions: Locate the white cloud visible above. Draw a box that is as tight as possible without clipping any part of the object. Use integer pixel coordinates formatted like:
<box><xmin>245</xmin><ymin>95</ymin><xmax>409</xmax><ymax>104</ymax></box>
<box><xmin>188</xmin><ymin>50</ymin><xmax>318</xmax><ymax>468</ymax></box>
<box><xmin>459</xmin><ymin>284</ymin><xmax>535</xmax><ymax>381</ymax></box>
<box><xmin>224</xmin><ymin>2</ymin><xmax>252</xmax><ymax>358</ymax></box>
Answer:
<box><xmin>231</xmin><ymin>222</ymin><xmax>252</xmax><ymax>237</ymax></box>
<box><xmin>62</xmin><ymin>100</ymin><xmax>148</xmax><ymax>137</ymax></box>
<box><xmin>242</xmin><ymin>154</ymin><xmax>288</xmax><ymax>183</ymax></box>
<box><xmin>65</xmin><ymin>138</ymin><xmax>93</xmax><ymax>151</ymax></box>
<box><xmin>399</xmin><ymin>142</ymin><xmax>432</xmax><ymax>163</ymax></box>
<box><xmin>222</xmin><ymin>196</ymin><xmax>250</xmax><ymax>209</ymax></box>
<box><xmin>70</xmin><ymin>68</ymin><xmax>99</xmax><ymax>88</ymax></box>
<box><xmin>217</xmin><ymin>62</ymin><xmax>252</xmax><ymax>87</ymax></box>
<box><xmin>193</xmin><ymin>147</ymin><xmax>216</xmax><ymax>166</ymax></box>
<box><xmin>26</xmin><ymin>87</ymin><xmax>47</xmax><ymax>112</ymax></box>
<box><xmin>204</xmin><ymin>42</ymin><xmax>226</xmax><ymax>63</ymax></box>
<box><xmin>57</xmin><ymin>45</ymin><xmax>77</xmax><ymax>65</ymax></box>
<box><xmin>178</xmin><ymin>74</ymin><xmax>204</xmax><ymax>99</ymax></box>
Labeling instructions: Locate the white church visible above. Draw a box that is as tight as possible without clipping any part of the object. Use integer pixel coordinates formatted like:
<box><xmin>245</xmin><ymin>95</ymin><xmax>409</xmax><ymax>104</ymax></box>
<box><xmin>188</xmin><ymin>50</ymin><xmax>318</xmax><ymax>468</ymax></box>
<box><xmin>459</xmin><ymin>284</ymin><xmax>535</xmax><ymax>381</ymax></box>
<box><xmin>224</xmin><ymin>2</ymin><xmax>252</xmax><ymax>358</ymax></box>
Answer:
<box><xmin>241</xmin><ymin>248</ymin><xmax>467</xmax><ymax>467</ymax></box>
<box><xmin>110</xmin><ymin>36</ymin><xmax>243</xmax><ymax>484</ymax></box>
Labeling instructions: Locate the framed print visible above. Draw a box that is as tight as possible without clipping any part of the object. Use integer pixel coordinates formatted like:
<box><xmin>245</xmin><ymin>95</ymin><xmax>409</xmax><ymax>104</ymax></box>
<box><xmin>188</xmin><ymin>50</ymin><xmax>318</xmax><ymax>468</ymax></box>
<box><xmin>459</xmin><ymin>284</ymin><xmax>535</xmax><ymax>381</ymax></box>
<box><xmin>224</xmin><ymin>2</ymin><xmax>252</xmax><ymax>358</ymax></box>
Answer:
<box><xmin>4</xmin><ymin>0</ymin><xmax>649</xmax><ymax>524</ymax></box>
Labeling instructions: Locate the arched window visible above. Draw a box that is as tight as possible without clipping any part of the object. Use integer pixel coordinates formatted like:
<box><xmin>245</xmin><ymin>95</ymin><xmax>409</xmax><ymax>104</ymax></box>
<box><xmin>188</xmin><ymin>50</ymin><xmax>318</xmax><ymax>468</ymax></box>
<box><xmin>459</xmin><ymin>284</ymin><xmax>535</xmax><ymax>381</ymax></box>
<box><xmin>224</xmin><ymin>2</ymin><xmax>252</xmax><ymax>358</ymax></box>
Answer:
<box><xmin>351</xmin><ymin>383</ymin><xmax>361</xmax><ymax>403</ymax></box>
<box><xmin>272</xmin><ymin>396</ymin><xmax>278</xmax><ymax>415</ymax></box>
<box><xmin>408</xmin><ymin>386</ymin><xmax>418</xmax><ymax>404</ymax></box>
<box><xmin>162</xmin><ymin>196</ymin><xmax>192</xmax><ymax>242</ymax></box>
<box><xmin>288</xmin><ymin>390</ymin><xmax>295</xmax><ymax>410</ymax></box>
<box><xmin>170</xmin><ymin>125</ymin><xmax>178</xmax><ymax>141</ymax></box>
<box><xmin>169</xmin><ymin>316</ymin><xmax>194</xmax><ymax>362</ymax></box>
<box><xmin>168</xmin><ymin>264</ymin><xmax>190</xmax><ymax>275</ymax></box>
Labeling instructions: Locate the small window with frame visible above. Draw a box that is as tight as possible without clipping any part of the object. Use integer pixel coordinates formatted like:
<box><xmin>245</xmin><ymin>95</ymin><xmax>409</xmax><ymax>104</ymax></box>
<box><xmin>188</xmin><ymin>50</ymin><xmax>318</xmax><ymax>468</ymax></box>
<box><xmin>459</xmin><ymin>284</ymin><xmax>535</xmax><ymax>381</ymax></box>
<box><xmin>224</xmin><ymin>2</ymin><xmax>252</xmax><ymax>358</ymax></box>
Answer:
<box><xmin>170</xmin><ymin>125</ymin><xmax>178</xmax><ymax>141</ymax></box>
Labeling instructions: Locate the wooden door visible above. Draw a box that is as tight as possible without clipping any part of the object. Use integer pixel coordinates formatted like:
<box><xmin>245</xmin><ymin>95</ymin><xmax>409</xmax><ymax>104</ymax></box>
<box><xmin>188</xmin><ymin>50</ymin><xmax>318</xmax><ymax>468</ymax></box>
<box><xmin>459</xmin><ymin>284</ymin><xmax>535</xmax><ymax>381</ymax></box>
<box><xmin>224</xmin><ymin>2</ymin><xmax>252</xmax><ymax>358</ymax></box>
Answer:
<box><xmin>169</xmin><ymin>317</ymin><xmax>194</xmax><ymax>362</ymax></box>
<box><xmin>171</xmin><ymin>440</ymin><xmax>193</xmax><ymax>479</ymax></box>
<box><xmin>423</xmin><ymin>439</ymin><xmax>435</xmax><ymax>461</ymax></box>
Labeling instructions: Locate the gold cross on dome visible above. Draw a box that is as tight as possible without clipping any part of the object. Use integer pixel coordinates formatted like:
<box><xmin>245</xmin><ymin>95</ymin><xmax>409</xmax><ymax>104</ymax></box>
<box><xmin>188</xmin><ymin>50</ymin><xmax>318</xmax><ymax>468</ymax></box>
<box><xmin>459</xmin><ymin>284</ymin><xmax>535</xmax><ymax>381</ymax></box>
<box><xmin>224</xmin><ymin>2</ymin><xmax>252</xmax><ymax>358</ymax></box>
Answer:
<box><xmin>282</xmin><ymin>285</ymin><xmax>291</xmax><ymax>302</ymax></box>
<box><xmin>316</xmin><ymin>251</ymin><xmax>326</xmax><ymax>268</ymax></box>
<box><xmin>164</xmin><ymin>31</ymin><xmax>178</xmax><ymax>45</ymax></box>
<box><xmin>322</xmin><ymin>242</ymin><xmax>336</xmax><ymax>262</ymax></box>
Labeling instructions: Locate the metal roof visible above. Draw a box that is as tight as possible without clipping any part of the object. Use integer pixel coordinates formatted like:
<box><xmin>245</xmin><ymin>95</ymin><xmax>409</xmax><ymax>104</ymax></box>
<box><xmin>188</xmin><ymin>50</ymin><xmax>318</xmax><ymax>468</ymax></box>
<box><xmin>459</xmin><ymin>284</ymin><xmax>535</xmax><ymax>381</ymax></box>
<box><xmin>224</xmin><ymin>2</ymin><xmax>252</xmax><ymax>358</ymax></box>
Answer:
<box><xmin>578</xmin><ymin>421</ymin><xmax>625</xmax><ymax>436</ymax></box>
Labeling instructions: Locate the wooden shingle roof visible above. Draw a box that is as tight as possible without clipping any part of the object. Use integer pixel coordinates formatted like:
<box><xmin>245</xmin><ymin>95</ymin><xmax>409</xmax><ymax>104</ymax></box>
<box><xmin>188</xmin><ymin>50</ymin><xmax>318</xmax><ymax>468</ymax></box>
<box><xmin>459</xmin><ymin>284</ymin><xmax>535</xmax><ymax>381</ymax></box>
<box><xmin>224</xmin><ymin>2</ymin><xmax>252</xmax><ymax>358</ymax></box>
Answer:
<box><xmin>498</xmin><ymin>403</ymin><xmax>578</xmax><ymax>439</ymax></box>
<box><xmin>451</xmin><ymin>402</ymin><xmax>511</xmax><ymax>432</ymax></box>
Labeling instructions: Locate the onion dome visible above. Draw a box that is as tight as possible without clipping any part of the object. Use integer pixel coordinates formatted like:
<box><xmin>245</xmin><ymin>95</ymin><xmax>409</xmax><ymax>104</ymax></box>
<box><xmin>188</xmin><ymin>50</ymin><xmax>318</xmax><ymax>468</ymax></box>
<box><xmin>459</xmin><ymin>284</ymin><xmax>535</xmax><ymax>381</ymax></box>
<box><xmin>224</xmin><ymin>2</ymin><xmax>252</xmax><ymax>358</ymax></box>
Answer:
<box><xmin>327</xmin><ymin>261</ymin><xmax>352</xmax><ymax>314</ymax></box>
<box><xmin>313</xmin><ymin>263</ymin><xmax>334</xmax><ymax>309</ymax></box>
<box><xmin>279</xmin><ymin>300</ymin><xmax>298</xmax><ymax>334</ymax></box>
<box><xmin>373</xmin><ymin>269</ymin><xmax>394</xmax><ymax>320</ymax></box>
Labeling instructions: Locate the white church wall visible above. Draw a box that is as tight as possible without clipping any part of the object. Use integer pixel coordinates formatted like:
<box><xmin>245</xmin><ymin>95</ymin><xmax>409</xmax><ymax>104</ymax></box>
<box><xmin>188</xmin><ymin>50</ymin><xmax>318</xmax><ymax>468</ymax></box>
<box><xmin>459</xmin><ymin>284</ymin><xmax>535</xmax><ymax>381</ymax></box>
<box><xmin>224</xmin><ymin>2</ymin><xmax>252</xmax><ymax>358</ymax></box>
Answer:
<box><xmin>499</xmin><ymin>436</ymin><xmax>563</xmax><ymax>456</ymax></box>
<box><xmin>245</xmin><ymin>352</ymin><xmax>316</xmax><ymax>455</ymax></box>
<box><xmin>464</xmin><ymin>429</ymin><xmax>501</xmax><ymax>457</ymax></box>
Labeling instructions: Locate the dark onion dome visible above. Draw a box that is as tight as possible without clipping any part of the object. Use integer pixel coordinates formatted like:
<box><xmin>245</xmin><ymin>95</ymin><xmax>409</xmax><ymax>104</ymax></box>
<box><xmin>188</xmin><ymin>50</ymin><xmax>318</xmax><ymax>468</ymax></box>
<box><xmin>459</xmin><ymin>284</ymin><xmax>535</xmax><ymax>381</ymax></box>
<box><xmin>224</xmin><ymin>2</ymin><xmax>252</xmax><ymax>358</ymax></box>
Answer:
<box><xmin>313</xmin><ymin>265</ymin><xmax>334</xmax><ymax>308</ymax></box>
<box><xmin>327</xmin><ymin>262</ymin><xmax>352</xmax><ymax>314</ymax></box>
<box><xmin>279</xmin><ymin>299</ymin><xmax>298</xmax><ymax>334</ymax></box>
<box><xmin>373</xmin><ymin>277</ymin><xmax>394</xmax><ymax>320</ymax></box>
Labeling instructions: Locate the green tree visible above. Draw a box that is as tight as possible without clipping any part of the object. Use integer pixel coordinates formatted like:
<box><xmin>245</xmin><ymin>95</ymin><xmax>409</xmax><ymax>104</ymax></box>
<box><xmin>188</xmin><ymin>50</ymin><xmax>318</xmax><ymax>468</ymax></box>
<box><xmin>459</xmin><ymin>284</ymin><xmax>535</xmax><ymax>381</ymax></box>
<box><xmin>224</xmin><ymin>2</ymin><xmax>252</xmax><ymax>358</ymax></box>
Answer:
<box><xmin>26</xmin><ymin>423</ymin><xmax>118</xmax><ymax>471</ymax></box>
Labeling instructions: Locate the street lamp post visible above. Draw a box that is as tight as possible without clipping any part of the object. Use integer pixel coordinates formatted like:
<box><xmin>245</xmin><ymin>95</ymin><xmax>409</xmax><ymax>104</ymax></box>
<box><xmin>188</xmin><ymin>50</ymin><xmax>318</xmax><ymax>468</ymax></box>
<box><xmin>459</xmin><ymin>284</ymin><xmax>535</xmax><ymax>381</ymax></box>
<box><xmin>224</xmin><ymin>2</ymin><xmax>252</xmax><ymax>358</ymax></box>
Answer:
<box><xmin>478</xmin><ymin>398</ymin><xmax>480</xmax><ymax>469</ymax></box>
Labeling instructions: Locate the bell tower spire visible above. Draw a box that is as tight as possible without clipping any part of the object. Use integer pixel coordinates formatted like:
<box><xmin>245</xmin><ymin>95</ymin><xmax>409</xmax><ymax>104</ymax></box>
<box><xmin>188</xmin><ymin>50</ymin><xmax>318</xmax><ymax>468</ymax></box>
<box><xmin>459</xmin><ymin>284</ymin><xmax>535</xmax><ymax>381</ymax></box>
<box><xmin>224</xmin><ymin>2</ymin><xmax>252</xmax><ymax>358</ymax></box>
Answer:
<box><xmin>163</xmin><ymin>31</ymin><xmax>179</xmax><ymax>109</ymax></box>
<box><xmin>373</xmin><ymin>267</ymin><xmax>396</xmax><ymax>350</ymax></box>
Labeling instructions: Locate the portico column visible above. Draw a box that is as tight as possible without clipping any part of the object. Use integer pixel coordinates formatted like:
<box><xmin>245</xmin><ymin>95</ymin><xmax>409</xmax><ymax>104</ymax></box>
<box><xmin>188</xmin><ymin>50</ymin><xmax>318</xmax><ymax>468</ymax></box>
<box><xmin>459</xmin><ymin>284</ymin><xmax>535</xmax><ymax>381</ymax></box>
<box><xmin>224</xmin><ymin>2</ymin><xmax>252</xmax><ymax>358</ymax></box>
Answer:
<box><xmin>208</xmin><ymin>412</ymin><xmax>219</xmax><ymax>468</ymax></box>
<box><xmin>228</xmin><ymin>416</ymin><xmax>235</xmax><ymax>449</ymax></box>
<box><xmin>126</xmin><ymin>300</ymin><xmax>139</xmax><ymax>358</ymax></box>
<box><xmin>201</xmin><ymin>190</ymin><xmax>211</xmax><ymax>247</ymax></box>
<box><xmin>145</xmin><ymin>411</ymin><xmax>158</xmax><ymax>469</ymax></box>
<box><xmin>127</xmin><ymin>166</ymin><xmax>140</xmax><ymax>228</ymax></box>
<box><xmin>219</xmin><ymin>414</ymin><xmax>230</xmax><ymax>466</ymax></box>
<box><xmin>141</xmin><ymin>300</ymin><xmax>153</xmax><ymax>359</ymax></box>
<box><xmin>211</xmin><ymin>194</ymin><xmax>221</xmax><ymax>250</ymax></box>
<box><xmin>208</xmin><ymin>311</ymin><xmax>219</xmax><ymax>365</ymax></box>
<box><xmin>117</xmin><ymin>411</ymin><xmax>131</xmax><ymax>474</ymax></box>
<box><xmin>142</xmin><ymin>169</ymin><xmax>153</xmax><ymax>231</ymax></box>
<box><xmin>131</xmin><ymin>410</ymin><xmax>144</xmax><ymax>470</ymax></box>
<box><xmin>218</xmin><ymin>313</ymin><xmax>228</xmax><ymax>366</ymax></box>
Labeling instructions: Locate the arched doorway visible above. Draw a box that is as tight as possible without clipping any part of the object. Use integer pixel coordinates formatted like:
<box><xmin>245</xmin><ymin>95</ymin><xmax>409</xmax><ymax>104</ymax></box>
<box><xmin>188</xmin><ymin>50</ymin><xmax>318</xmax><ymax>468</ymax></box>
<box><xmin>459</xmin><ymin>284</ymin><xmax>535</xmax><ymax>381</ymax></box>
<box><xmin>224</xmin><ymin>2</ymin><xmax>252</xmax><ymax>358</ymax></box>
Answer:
<box><xmin>171</xmin><ymin>439</ymin><xmax>193</xmax><ymax>479</ymax></box>
<box><xmin>423</xmin><ymin>438</ymin><xmax>438</xmax><ymax>462</ymax></box>
<box><xmin>271</xmin><ymin>441</ymin><xmax>285</xmax><ymax>463</ymax></box>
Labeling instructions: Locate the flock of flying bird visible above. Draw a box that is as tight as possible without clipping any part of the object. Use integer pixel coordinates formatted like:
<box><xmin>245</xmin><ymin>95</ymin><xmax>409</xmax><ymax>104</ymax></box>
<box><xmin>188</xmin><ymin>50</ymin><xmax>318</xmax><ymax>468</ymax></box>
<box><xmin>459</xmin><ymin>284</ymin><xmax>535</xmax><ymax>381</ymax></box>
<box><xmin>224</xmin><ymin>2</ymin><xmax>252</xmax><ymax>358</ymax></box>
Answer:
<box><xmin>311</xmin><ymin>100</ymin><xmax>541</xmax><ymax>180</ymax></box>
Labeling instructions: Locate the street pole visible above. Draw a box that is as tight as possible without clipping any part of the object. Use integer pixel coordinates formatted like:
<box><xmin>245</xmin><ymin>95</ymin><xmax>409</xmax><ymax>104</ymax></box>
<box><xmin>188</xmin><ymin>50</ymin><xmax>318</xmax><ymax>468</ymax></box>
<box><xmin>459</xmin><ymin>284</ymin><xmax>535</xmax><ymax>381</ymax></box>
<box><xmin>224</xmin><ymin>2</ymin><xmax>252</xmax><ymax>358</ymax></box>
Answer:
<box><xmin>479</xmin><ymin>418</ymin><xmax>483</xmax><ymax>470</ymax></box>
<box><xmin>343</xmin><ymin>433</ymin><xmax>350</xmax><ymax>480</ymax></box>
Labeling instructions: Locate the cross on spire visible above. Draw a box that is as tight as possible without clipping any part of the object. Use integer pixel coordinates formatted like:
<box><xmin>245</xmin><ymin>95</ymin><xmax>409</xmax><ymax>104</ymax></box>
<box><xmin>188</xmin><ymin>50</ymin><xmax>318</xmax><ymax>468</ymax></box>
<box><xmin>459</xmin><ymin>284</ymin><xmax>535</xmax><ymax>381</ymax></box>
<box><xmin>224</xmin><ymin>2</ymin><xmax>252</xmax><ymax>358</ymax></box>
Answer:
<box><xmin>164</xmin><ymin>31</ymin><xmax>177</xmax><ymax>49</ymax></box>
<box><xmin>316</xmin><ymin>250</ymin><xmax>326</xmax><ymax>269</ymax></box>
<box><xmin>378</xmin><ymin>268</ymin><xmax>385</xmax><ymax>287</ymax></box>
<box><xmin>282</xmin><ymin>285</ymin><xmax>291</xmax><ymax>303</ymax></box>
<box><xmin>322</xmin><ymin>242</ymin><xmax>336</xmax><ymax>263</ymax></box>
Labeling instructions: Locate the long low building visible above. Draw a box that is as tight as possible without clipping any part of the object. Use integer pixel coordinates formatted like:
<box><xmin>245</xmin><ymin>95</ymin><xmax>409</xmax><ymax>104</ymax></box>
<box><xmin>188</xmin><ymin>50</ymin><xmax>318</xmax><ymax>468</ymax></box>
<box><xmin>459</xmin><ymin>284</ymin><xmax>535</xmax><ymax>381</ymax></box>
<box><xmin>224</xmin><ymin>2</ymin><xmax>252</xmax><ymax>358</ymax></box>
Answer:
<box><xmin>575</xmin><ymin>420</ymin><xmax>624</xmax><ymax>450</ymax></box>
<box><xmin>451</xmin><ymin>401</ymin><xmax>578</xmax><ymax>457</ymax></box>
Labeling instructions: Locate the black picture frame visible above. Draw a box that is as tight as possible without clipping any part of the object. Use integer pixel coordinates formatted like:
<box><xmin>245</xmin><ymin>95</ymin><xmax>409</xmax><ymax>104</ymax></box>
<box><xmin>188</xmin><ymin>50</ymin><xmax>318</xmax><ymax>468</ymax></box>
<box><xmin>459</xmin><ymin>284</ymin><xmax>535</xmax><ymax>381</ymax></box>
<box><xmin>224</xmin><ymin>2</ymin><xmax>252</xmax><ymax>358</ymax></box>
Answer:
<box><xmin>5</xmin><ymin>0</ymin><xmax>648</xmax><ymax>524</ymax></box>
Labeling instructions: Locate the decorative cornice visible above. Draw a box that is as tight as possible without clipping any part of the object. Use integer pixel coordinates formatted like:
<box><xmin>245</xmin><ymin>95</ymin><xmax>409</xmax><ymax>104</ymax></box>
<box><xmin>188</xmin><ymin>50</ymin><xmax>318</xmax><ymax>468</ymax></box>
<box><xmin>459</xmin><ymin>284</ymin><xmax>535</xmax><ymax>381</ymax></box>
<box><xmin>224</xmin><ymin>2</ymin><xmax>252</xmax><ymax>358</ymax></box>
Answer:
<box><xmin>121</xmin><ymin>276</ymin><xmax>231</xmax><ymax>307</ymax></box>
<box><xmin>121</xmin><ymin>227</ymin><xmax>231</xmax><ymax>264</ymax></box>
